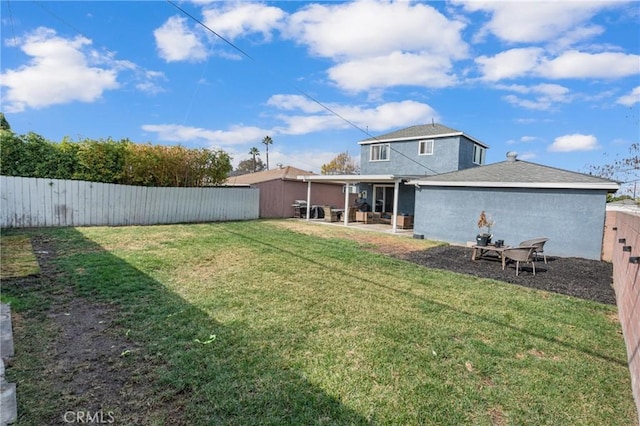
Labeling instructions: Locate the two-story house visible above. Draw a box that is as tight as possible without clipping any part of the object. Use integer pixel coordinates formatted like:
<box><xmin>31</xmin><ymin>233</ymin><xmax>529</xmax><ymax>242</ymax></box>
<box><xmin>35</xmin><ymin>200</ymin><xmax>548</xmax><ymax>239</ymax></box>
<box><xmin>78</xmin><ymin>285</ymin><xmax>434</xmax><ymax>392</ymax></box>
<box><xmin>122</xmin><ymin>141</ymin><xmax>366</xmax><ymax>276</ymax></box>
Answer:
<box><xmin>298</xmin><ymin>123</ymin><xmax>488</xmax><ymax>230</ymax></box>
<box><xmin>299</xmin><ymin>122</ymin><xmax>618</xmax><ymax>259</ymax></box>
<box><xmin>357</xmin><ymin>123</ymin><xmax>488</xmax><ymax>216</ymax></box>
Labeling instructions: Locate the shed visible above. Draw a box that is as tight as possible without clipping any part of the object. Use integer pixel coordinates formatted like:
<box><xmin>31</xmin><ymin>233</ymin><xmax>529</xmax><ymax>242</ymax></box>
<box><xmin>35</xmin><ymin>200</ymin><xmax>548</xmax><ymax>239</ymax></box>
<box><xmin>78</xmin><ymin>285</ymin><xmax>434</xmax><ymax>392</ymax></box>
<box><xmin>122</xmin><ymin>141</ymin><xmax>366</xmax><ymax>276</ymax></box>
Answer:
<box><xmin>225</xmin><ymin>166</ymin><xmax>351</xmax><ymax>218</ymax></box>
<box><xmin>407</xmin><ymin>152</ymin><xmax>619</xmax><ymax>260</ymax></box>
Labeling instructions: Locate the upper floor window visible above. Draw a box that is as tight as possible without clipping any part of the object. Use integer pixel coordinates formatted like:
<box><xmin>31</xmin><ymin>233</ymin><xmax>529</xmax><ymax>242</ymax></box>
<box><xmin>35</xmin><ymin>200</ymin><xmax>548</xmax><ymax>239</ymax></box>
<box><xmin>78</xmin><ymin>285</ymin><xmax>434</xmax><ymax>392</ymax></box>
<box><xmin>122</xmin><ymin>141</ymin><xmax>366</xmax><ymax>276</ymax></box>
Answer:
<box><xmin>418</xmin><ymin>139</ymin><xmax>434</xmax><ymax>155</ymax></box>
<box><xmin>473</xmin><ymin>145</ymin><xmax>486</xmax><ymax>164</ymax></box>
<box><xmin>370</xmin><ymin>144</ymin><xmax>390</xmax><ymax>161</ymax></box>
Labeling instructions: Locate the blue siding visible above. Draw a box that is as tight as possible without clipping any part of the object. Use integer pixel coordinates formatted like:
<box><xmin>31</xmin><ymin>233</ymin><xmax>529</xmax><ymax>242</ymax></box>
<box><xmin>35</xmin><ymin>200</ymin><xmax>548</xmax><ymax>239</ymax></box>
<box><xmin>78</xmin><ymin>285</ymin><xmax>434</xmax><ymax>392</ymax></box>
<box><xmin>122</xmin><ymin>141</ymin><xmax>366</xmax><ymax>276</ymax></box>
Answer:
<box><xmin>413</xmin><ymin>186</ymin><xmax>608</xmax><ymax>260</ymax></box>
<box><xmin>360</xmin><ymin>136</ymin><xmax>480</xmax><ymax>176</ymax></box>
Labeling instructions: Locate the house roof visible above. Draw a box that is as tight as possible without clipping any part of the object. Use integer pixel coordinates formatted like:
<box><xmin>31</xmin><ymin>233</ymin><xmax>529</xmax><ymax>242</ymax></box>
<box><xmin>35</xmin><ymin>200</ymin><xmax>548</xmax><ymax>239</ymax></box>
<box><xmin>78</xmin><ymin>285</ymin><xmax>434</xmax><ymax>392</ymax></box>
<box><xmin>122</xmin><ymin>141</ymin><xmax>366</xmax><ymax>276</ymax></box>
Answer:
<box><xmin>359</xmin><ymin>123</ymin><xmax>489</xmax><ymax>148</ymax></box>
<box><xmin>225</xmin><ymin>166</ymin><xmax>316</xmax><ymax>185</ymax></box>
<box><xmin>297</xmin><ymin>174</ymin><xmax>399</xmax><ymax>184</ymax></box>
<box><xmin>406</xmin><ymin>152</ymin><xmax>619</xmax><ymax>192</ymax></box>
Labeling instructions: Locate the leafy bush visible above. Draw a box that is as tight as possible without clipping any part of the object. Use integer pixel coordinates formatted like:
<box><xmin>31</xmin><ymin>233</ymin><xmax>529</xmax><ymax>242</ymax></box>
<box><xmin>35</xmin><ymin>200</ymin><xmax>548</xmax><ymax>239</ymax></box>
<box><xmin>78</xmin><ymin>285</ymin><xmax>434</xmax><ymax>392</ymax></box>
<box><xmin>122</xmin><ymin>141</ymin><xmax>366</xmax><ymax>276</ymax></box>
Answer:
<box><xmin>0</xmin><ymin>130</ymin><xmax>232</xmax><ymax>187</ymax></box>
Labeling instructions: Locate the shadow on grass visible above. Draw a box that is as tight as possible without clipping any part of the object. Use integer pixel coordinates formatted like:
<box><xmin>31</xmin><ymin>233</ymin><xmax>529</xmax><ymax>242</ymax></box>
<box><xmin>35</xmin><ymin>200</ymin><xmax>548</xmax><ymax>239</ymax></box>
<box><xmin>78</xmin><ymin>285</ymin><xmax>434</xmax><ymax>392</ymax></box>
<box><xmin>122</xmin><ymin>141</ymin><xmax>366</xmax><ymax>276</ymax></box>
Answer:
<box><xmin>225</xmin><ymin>227</ymin><xmax>626</xmax><ymax>368</ymax></box>
<box><xmin>9</xmin><ymin>227</ymin><xmax>368</xmax><ymax>425</ymax></box>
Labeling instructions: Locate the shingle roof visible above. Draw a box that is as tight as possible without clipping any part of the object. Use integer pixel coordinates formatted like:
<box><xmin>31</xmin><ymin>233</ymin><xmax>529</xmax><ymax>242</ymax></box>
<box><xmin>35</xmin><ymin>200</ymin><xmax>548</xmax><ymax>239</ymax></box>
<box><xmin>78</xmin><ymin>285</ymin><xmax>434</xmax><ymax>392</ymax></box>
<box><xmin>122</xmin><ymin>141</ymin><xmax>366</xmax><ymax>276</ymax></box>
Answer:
<box><xmin>225</xmin><ymin>166</ymin><xmax>314</xmax><ymax>185</ymax></box>
<box><xmin>359</xmin><ymin>123</ymin><xmax>488</xmax><ymax>147</ymax></box>
<box><xmin>407</xmin><ymin>152</ymin><xmax>619</xmax><ymax>191</ymax></box>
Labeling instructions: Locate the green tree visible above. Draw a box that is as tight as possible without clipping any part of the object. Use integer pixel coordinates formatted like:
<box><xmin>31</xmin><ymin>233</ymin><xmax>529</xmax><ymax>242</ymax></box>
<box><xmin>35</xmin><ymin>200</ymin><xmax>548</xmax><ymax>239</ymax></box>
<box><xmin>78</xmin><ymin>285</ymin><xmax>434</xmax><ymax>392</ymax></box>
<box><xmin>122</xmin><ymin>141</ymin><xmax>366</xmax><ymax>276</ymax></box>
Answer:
<box><xmin>0</xmin><ymin>112</ymin><xmax>11</xmax><ymax>131</ymax></box>
<box><xmin>236</xmin><ymin>157</ymin><xmax>266</xmax><ymax>174</ymax></box>
<box><xmin>321</xmin><ymin>151</ymin><xmax>360</xmax><ymax>175</ymax></box>
<box><xmin>249</xmin><ymin>147</ymin><xmax>260</xmax><ymax>172</ymax></box>
<box><xmin>262</xmin><ymin>136</ymin><xmax>273</xmax><ymax>170</ymax></box>
<box><xmin>0</xmin><ymin>130</ymin><xmax>24</xmax><ymax>176</ymax></box>
<box><xmin>0</xmin><ymin>131</ymin><xmax>79</xmax><ymax>178</ymax></box>
<box><xmin>74</xmin><ymin>138</ymin><xmax>129</xmax><ymax>183</ymax></box>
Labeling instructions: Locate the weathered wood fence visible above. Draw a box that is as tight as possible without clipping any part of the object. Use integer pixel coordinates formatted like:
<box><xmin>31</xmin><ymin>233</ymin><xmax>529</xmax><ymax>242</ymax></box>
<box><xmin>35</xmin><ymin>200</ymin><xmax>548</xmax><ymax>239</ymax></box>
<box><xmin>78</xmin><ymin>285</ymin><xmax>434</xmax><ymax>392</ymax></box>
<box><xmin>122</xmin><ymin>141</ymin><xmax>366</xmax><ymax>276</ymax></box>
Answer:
<box><xmin>0</xmin><ymin>176</ymin><xmax>259</xmax><ymax>228</ymax></box>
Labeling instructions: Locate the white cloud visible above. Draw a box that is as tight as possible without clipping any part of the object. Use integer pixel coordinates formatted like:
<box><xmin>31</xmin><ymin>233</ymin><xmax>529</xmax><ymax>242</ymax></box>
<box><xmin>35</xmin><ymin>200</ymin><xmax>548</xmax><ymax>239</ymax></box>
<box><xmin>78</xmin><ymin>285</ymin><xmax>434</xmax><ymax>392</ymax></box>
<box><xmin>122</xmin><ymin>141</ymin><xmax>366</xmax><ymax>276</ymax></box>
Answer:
<box><xmin>328</xmin><ymin>51</ymin><xmax>457</xmax><ymax>92</ymax></box>
<box><xmin>135</xmin><ymin>70</ymin><xmax>167</xmax><ymax>95</ymax></box>
<box><xmin>0</xmin><ymin>27</ymin><xmax>119</xmax><ymax>113</ymax></box>
<box><xmin>267</xmin><ymin>95</ymin><xmax>439</xmax><ymax>134</ymax></box>
<box><xmin>286</xmin><ymin>0</ymin><xmax>467</xmax><ymax>59</ymax></box>
<box><xmin>284</xmin><ymin>0</ymin><xmax>468</xmax><ymax>92</ymax></box>
<box><xmin>538</xmin><ymin>50</ymin><xmax>640</xmax><ymax>79</ymax></box>
<box><xmin>478</xmin><ymin>49</ymin><xmax>640</xmax><ymax>82</ymax></box>
<box><xmin>269</xmin><ymin>150</ymin><xmax>338</xmax><ymax>173</ymax></box>
<box><xmin>617</xmin><ymin>86</ymin><xmax>640</xmax><ymax>107</ymax></box>
<box><xmin>520</xmin><ymin>136</ymin><xmax>540</xmax><ymax>143</ymax></box>
<box><xmin>457</xmin><ymin>1</ymin><xmax>613</xmax><ymax>45</ymax></box>
<box><xmin>266</xmin><ymin>94</ymin><xmax>326</xmax><ymax>114</ymax></box>
<box><xmin>517</xmin><ymin>151</ymin><xmax>537</xmax><ymax>161</ymax></box>
<box><xmin>476</xmin><ymin>48</ymin><xmax>544</xmax><ymax>81</ymax></box>
<box><xmin>144</xmin><ymin>96</ymin><xmax>438</xmax><ymax>152</ymax></box>
<box><xmin>548</xmin><ymin>134</ymin><xmax>600</xmax><ymax>152</ymax></box>
<box><xmin>202</xmin><ymin>3</ymin><xmax>284</xmax><ymax>41</ymax></box>
<box><xmin>154</xmin><ymin>16</ymin><xmax>207</xmax><ymax>62</ymax></box>
<box><xmin>141</xmin><ymin>124</ymin><xmax>268</xmax><ymax>147</ymax></box>
<box><xmin>500</xmin><ymin>83</ymin><xmax>572</xmax><ymax>111</ymax></box>
<box><xmin>226</xmin><ymin>147</ymin><xmax>344</xmax><ymax>173</ymax></box>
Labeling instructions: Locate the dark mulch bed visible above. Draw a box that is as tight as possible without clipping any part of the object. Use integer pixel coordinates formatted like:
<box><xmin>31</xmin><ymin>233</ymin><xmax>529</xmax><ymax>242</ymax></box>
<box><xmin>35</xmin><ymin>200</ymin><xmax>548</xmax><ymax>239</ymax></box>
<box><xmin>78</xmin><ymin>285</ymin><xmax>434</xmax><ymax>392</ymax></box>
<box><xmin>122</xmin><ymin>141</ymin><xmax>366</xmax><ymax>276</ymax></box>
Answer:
<box><xmin>400</xmin><ymin>245</ymin><xmax>616</xmax><ymax>305</ymax></box>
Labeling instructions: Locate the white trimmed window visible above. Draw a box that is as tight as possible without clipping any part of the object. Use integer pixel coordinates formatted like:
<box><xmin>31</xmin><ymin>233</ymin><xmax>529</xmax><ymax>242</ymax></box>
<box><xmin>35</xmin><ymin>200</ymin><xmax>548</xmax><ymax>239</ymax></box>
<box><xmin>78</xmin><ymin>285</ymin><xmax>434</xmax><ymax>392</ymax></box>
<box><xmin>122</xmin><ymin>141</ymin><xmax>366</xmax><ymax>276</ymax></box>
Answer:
<box><xmin>473</xmin><ymin>145</ymin><xmax>486</xmax><ymax>164</ymax></box>
<box><xmin>370</xmin><ymin>144</ymin><xmax>390</xmax><ymax>161</ymax></box>
<box><xmin>418</xmin><ymin>139</ymin><xmax>434</xmax><ymax>155</ymax></box>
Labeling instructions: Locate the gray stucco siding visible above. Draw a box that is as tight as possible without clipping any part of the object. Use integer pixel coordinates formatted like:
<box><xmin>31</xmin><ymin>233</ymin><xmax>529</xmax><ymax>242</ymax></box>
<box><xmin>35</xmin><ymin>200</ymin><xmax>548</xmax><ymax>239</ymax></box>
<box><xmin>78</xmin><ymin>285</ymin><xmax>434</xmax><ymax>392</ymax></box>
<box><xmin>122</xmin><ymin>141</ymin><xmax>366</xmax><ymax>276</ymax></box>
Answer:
<box><xmin>413</xmin><ymin>186</ymin><xmax>607</xmax><ymax>259</ymax></box>
<box><xmin>360</xmin><ymin>137</ymin><xmax>464</xmax><ymax>176</ymax></box>
<box><xmin>458</xmin><ymin>136</ymin><xmax>483</xmax><ymax>169</ymax></box>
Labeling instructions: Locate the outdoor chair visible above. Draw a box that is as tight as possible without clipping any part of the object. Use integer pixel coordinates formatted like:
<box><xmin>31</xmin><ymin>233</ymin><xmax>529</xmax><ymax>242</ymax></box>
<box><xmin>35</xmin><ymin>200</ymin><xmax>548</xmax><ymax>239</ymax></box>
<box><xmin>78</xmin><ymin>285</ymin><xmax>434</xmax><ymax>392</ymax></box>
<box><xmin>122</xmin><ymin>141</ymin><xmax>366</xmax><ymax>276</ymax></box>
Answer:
<box><xmin>519</xmin><ymin>237</ymin><xmax>549</xmax><ymax>263</ymax></box>
<box><xmin>323</xmin><ymin>206</ymin><xmax>338</xmax><ymax>222</ymax></box>
<box><xmin>503</xmin><ymin>246</ymin><xmax>536</xmax><ymax>276</ymax></box>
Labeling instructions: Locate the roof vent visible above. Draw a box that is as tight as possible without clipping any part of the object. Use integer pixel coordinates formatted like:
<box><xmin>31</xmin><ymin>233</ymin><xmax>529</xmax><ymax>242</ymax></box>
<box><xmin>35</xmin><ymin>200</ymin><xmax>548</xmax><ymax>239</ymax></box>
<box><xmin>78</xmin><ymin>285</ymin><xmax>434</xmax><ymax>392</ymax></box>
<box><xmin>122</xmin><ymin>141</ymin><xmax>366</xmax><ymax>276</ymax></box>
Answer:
<box><xmin>506</xmin><ymin>151</ymin><xmax>518</xmax><ymax>162</ymax></box>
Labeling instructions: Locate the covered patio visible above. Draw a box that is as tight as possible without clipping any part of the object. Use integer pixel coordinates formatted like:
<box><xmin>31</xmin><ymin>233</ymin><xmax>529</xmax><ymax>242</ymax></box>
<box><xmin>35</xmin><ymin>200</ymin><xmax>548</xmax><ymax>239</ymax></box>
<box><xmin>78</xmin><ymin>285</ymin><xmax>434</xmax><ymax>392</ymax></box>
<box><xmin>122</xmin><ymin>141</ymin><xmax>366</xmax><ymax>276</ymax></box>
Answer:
<box><xmin>296</xmin><ymin>174</ymin><xmax>412</xmax><ymax>233</ymax></box>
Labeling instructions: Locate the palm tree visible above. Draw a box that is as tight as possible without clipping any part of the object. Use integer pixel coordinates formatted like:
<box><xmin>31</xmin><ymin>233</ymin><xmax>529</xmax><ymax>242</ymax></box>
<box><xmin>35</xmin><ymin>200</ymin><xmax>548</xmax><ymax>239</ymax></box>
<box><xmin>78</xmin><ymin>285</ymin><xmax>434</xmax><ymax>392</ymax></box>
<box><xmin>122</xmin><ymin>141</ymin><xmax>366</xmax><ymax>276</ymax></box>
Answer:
<box><xmin>262</xmin><ymin>136</ymin><xmax>273</xmax><ymax>170</ymax></box>
<box><xmin>249</xmin><ymin>147</ymin><xmax>260</xmax><ymax>173</ymax></box>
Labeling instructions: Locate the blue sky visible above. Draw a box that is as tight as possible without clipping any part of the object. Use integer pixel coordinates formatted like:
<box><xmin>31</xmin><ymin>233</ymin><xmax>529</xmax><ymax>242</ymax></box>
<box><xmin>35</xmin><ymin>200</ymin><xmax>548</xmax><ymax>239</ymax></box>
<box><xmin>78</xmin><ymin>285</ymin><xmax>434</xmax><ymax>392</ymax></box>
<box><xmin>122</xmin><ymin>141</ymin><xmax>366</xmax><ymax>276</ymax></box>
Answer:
<box><xmin>1</xmin><ymin>1</ymin><xmax>639</xmax><ymax>179</ymax></box>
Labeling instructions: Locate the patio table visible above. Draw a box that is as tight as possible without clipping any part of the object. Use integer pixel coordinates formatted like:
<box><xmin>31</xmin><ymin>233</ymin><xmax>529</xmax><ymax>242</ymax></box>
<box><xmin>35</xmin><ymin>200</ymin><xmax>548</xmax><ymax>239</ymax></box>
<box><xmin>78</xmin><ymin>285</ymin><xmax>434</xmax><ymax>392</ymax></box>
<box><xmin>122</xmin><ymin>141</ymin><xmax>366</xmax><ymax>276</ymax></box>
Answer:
<box><xmin>471</xmin><ymin>244</ymin><xmax>511</xmax><ymax>270</ymax></box>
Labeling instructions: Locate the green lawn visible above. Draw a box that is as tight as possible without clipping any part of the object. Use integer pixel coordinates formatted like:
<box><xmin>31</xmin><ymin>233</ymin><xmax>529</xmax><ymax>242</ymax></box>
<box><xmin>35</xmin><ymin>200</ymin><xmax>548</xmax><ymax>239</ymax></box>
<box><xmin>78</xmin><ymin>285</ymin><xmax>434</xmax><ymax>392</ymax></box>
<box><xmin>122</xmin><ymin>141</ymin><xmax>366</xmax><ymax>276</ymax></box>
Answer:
<box><xmin>0</xmin><ymin>234</ymin><xmax>40</xmax><ymax>279</ymax></box>
<box><xmin>2</xmin><ymin>220</ymin><xmax>636</xmax><ymax>425</ymax></box>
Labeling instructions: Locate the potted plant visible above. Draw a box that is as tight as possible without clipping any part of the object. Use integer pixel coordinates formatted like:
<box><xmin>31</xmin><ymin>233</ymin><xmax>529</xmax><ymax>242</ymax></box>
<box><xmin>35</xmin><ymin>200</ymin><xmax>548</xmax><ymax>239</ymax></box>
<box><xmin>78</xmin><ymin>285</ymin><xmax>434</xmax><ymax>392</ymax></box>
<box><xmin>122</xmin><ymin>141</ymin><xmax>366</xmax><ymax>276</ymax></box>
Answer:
<box><xmin>476</xmin><ymin>210</ymin><xmax>494</xmax><ymax>246</ymax></box>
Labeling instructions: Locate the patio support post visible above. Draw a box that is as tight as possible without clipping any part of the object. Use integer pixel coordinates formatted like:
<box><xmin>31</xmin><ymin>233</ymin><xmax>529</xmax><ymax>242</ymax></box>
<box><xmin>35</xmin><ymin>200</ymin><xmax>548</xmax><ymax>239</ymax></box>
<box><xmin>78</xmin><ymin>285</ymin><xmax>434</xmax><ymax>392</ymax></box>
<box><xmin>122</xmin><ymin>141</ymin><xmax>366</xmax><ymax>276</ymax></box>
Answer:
<box><xmin>306</xmin><ymin>180</ymin><xmax>311</xmax><ymax>222</ymax></box>
<box><xmin>343</xmin><ymin>183</ymin><xmax>350</xmax><ymax>226</ymax></box>
<box><xmin>392</xmin><ymin>180</ymin><xmax>400</xmax><ymax>233</ymax></box>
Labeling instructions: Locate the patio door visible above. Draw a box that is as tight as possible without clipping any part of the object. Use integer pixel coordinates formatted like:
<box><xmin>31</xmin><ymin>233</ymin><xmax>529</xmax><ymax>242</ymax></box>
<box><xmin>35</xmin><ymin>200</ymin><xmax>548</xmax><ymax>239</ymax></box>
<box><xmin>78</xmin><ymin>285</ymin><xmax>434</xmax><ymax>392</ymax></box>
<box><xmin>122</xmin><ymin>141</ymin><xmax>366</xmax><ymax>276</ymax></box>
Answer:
<box><xmin>373</xmin><ymin>185</ymin><xmax>394</xmax><ymax>213</ymax></box>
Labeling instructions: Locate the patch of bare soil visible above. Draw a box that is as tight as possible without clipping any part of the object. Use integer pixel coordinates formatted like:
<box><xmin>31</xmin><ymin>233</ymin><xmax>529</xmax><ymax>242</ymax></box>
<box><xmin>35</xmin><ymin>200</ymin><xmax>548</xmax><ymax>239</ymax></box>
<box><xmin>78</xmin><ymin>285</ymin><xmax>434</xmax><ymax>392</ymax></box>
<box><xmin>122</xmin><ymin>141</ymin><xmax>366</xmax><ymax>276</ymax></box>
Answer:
<box><xmin>273</xmin><ymin>221</ymin><xmax>615</xmax><ymax>305</ymax></box>
<box><xmin>400</xmin><ymin>245</ymin><xmax>616</xmax><ymax>305</ymax></box>
<box><xmin>15</xmin><ymin>235</ymin><xmax>186</xmax><ymax>425</ymax></box>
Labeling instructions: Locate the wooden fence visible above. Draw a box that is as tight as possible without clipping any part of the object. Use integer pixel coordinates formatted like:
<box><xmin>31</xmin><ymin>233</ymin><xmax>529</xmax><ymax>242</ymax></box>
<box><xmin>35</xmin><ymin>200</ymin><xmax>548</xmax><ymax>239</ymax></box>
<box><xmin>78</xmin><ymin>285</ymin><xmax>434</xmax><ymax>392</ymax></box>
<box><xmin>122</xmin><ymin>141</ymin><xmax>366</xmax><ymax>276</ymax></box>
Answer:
<box><xmin>0</xmin><ymin>176</ymin><xmax>259</xmax><ymax>228</ymax></box>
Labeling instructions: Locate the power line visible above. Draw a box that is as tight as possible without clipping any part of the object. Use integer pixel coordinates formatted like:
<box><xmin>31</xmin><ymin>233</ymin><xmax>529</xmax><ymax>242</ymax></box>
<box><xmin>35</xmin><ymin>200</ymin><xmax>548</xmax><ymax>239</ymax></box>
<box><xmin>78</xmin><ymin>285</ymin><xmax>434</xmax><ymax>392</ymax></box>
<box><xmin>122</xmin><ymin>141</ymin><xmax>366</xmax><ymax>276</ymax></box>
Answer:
<box><xmin>166</xmin><ymin>0</ymin><xmax>440</xmax><ymax>176</ymax></box>
<box><xmin>4</xmin><ymin>0</ymin><xmax>19</xmax><ymax>53</ymax></box>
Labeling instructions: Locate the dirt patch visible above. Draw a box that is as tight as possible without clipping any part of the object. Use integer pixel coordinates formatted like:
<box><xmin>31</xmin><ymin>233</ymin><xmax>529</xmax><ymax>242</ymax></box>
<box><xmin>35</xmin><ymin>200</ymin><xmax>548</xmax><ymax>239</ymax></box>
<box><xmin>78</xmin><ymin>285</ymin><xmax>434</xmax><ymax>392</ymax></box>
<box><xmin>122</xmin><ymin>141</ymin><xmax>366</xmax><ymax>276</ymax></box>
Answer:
<box><xmin>8</xmin><ymin>234</ymin><xmax>186</xmax><ymax>425</ymax></box>
<box><xmin>269</xmin><ymin>220</ymin><xmax>440</xmax><ymax>256</ymax></box>
<box><xmin>272</xmin><ymin>220</ymin><xmax>615</xmax><ymax>305</ymax></box>
<box><xmin>400</xmin><ymin>245</ymin><xmax>616</xmax><ymax>305</ymax></box>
